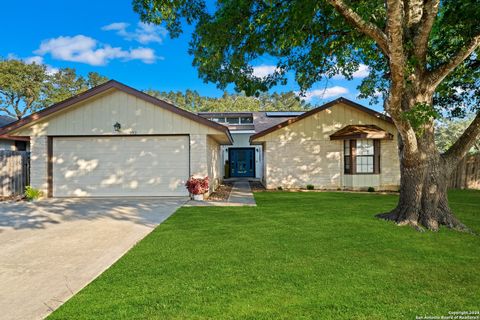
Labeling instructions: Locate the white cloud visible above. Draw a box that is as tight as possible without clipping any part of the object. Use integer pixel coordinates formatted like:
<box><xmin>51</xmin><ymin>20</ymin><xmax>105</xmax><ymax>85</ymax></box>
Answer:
<box><xmin>34</xmin><ymin>35</ymin><xmax>159</xmax><ymax>66</ymax></box>
<box><xmin>301</xmin><ymin>86</ymin><xmax>349</xmax><ymax>101</ymax></box>
<box><xmin>102</xmin><ymin>22</ymin><xmax>129</xmax><ymax>32</ymax></box>
<box><xmin>252</xmin><ymin>64</ymin><xmax>278</xmax><ymax>78</ymax></box>
<box><xmin>128</xmin><ymin>47</ymin><xmax>158</xmax><ymax>64</ymax></box>
<box><xmin>102</xmin><ymin>22</ymin><xmax>168</xmax><ymax>44</ymax></box>
<box><xmin>333</xmin><ymin>64</ymin><xmax>370</xmax><ymax>79</ymax></box>
<box><xmin>24</xmin><ymin>55</ymin><xmax>44</xmax><ymax>64</ymax></box>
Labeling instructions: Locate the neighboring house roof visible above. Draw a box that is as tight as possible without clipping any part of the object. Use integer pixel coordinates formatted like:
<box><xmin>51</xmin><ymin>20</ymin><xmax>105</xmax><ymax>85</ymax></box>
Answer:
<box><xmin>0</xmin><ymin>115</ymin><xmax>16</xmax><ymax>127</ymax></box>
<box><xmin>0</xmin><ymin>115</ymin><xmax>29</xmax><ymax>141</ymax></box>
<box><xmin>250</xmin><ymin>97</ymin><xmax>393</xmax><ymax>142</ymax></box>
<box><xmin>0</xmin><ymin>80</ymin><xmax>233</xmax><ymax>144</ymax></box>
<box><xmin>330</xmin><ymin>124</ymin><xmax>394</xmax><ymax>140</ymax></box>
<box><xmin>198</xmin><ymin>111</ymin><xmax>303</xmax><ymax>133</ymax></box>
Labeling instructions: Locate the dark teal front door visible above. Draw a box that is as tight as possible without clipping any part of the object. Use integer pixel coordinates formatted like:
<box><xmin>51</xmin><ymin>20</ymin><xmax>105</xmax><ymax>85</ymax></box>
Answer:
<box><xmin>229</xmin><ymin>148</ymin><xmax>255</xmax><ymax>177</ymax></box>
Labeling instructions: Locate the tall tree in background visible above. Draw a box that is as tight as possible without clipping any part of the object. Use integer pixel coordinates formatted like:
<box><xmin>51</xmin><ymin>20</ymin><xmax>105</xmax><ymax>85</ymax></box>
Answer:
<box><xmin>146</xmin><ymin>89</ymin><xmax>310</xmax><ymax>112</ymax></box>
<box><xmin>436</xmin><ymin>116</ymin><xmax>480</xmax><ymax>154</ymax></box>
<box><xmin>0</xmin><ymin>59</ymin><xmax>108</xmax><ymax>119</ymax></box>
<box><xmin>42</xmin><ymin>69</ymin><xmax>108</xmax><ymax>106</ymax></box>
<box><xmin>134</xmin><ymin>0</ymin><xmax>480</xmax><ymax>231</ymax></box>
<box><xmin>0</xmin><ymin>59</ymin><xmax>47</xmax><ymax>119</ymax></box>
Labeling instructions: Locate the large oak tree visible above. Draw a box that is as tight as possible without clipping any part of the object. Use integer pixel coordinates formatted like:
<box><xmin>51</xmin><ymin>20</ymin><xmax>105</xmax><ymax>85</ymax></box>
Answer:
<box><xmin>0</xmin><ymin>59</ymin><xmax>108</xmax><ymax>120</ymax></box>
<box><xmin>133</xmin><ymin>0</ymin><xmax>480</xmax><ymax>231</ymax></box>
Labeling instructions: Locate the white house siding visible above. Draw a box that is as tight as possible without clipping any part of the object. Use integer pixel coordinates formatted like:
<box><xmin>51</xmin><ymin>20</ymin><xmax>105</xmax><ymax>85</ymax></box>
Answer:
<box><xmin>207</xmin><ymin>136</ymin><xmax>221</xmax><ymax>193</ymax></box>
<box><xmin>254</xmin><ymin>102</ymin><xmax>400</xmax><ymax>190</ymax></box>
<box><xmin>12</xmin><ymin>89</ymin><xmax>229</xmax><ymax>197</ymax></box>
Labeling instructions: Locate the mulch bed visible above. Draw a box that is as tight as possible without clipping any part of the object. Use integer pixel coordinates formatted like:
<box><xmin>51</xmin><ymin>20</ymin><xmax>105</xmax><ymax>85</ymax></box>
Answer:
<box><xmin>249</xmin><ymin>181</ymin><xmax>266</xmax><ymax>192</ymax></box>
<box><xmin>207</xmin><ymin>182</ymin><xmax>234</xmax><ymax>201</ymax></box>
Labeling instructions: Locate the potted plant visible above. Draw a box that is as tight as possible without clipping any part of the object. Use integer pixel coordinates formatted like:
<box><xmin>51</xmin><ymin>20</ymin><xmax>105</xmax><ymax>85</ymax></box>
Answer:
<box><xmin>185</xmin><ymin>176</ymin><xmax>209</xmax><ymax>200</ymax></box>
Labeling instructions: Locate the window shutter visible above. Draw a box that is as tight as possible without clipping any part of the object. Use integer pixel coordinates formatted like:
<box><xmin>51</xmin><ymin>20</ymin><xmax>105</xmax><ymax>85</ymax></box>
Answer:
<box><xmin>374</xmin><ymin>140</ymin><xmax>381</xmax><ymax>174</ymax></box>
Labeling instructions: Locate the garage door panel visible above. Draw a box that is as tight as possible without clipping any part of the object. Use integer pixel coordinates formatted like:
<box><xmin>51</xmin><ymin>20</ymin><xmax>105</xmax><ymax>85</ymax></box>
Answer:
<box><xmin>53</xmin><ymin>136</ymin><xmax>189</xmax><ymax>197</ymax></box>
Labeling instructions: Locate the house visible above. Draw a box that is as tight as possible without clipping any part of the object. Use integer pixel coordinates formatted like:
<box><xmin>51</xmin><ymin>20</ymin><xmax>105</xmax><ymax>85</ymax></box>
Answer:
<box><xmin>0</xmin><ymin>80</ymin><xmax>400</xmax><ymax>198</ymax></box>
<box><xmin>249</xmin><ymin>99</ymin><xmax>400</xmax><ymax>190</ymax></box>
<box><xmin>197</xmin><ymin>111</ymin><xmax>303</xmax><ymax>180</ymax></box>
<box><xmin>0</xmin><ymin>115</ymin><xmax>29</xmax><ymax>151</ymax></box>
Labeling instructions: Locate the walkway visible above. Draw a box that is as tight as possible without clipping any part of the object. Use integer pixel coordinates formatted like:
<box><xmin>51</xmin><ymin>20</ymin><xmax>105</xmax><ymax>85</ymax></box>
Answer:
<box><xmin>227</xmin><ymin>181</ymin><xmax>256</xmax><ymax>205</ymax></box>
<box><xmin>185</xmin><ymin>181</ymin><xmax>257</xmax><ymax>207</ymax></box>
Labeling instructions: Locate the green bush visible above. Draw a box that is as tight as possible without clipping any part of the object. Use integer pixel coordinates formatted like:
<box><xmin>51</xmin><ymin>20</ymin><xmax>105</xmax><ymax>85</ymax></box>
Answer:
<box><xmin>367</xmin><ymin>187</ymin><xmax>375</xmax><ymax>192</ymax></box>
<box><xmin>306</xmin><ymin>184</ymin><xmax>314</xmax><ymax>190</ymax></box>
<box><xmin>24</xmin><ymin>186</ymin><xmax>43</xmax><ymax>201</ymax></box>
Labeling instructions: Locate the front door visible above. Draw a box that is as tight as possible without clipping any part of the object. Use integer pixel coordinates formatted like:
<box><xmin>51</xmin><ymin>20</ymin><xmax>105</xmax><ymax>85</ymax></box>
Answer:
<box><xmin>229</xmin><ymin>148</ymin><xmax>255</xmax><ymax>177</ymax></box>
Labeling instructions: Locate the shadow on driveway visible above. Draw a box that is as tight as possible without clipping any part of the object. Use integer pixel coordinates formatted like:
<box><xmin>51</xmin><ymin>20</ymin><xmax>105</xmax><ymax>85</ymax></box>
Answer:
<box><xmin>0</xmin><ymin>197</ymin><xmax>187</xmax><ymax>320</ymax></box>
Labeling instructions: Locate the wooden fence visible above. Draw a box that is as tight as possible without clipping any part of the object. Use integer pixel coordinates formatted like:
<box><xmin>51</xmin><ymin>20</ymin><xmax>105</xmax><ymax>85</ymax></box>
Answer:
<box><xmin>0</xmin><ymin>151</ymin><xmax>30</xmax><ymax>198</ymax></box>
<box><xmin>449</xmin><ymin>154</ymin><xmax>480</xmax><ymax>190</ymax></box>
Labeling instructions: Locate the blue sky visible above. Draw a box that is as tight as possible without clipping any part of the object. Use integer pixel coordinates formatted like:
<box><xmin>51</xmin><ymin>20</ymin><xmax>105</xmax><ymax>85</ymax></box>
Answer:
<box><xmin>0</xmin><ymin>0</ymin><xmax>381</xmax><ymax>111</ymax></box>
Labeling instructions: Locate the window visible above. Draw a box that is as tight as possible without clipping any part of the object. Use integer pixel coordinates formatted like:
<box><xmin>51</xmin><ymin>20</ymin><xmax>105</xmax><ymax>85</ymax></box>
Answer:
<box><xmin>240</xmin><ymin>116</ymin><xmax>253</xmax><ymax>124</ymax></box>
<box><xmin>226</xmin><ymin>117</ymin><xmax>240</xmax><ymax>124</ymax></box>
<box><xmin>210</xmin><ymin>117</ymin><xmax>226</xmax><ymax>123</ymax></box>
<box><xmin>356</xmin><ymin>139</ymin><xmax>374</xmax><ymax>173</ymax></box>
<box><xmin>343</xmin><ymin>139</ymin><xmax>380</xmax><ymax>174</ymax></box>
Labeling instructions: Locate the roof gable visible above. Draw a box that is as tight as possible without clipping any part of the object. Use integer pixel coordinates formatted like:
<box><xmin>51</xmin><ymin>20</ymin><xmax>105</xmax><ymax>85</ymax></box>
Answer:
<box><xmin>0</xmin><ymin>80</ymin><xmax>232</xmax><ymax>143</ymax></box>
<box><xmin>250</xmin><ymin>97</ymin><xmax>392</xmax><ymax>141</ymax></box>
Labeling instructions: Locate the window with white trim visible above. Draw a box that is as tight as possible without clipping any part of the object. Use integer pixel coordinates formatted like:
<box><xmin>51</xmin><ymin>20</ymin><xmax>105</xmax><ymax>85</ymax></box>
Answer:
<box><xmin>344</xmin><ymin>139</ymin><xmax>380</xmax><ymax>174</ymax></box>
<box><xmin>356</xmin><ymin>139</ymin><xmax>374</xmax><ymax>173</ymax></box>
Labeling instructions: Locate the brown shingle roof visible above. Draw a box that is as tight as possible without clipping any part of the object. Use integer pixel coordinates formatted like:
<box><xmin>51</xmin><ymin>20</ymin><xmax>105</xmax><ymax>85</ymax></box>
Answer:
<box><xmin>329</xmin><ymin>124</ymin><xmax>393</xmax><ymax>140</ymax></box>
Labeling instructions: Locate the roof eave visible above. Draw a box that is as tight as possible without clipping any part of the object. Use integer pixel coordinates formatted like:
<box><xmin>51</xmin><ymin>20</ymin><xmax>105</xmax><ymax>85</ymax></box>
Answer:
<box><xmin>0</xmin><ymin>80</ymin><xmax>234</xmax><ymax>144</ymax></box>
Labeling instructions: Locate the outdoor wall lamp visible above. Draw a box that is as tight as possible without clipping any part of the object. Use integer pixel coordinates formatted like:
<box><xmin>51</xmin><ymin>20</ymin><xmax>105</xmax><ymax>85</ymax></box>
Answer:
<box><xmin>113</xmin><ymin>122</ymin><xmax>121</xmax><ymax>132</ymax></box>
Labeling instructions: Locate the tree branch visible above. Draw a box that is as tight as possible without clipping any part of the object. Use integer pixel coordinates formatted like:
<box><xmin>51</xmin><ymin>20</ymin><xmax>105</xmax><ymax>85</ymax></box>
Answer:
<box><xmin>427</xmin><ymin>35</ymin><xmax>480</xmax><ymax>88</ymax></box>
<box><xmin>0</xmin><ymin>107</ymin><xmax>17</xmax><ymax>119</ymax></box>
<box><xmin>328</xmin><ymin>0</ymin><xmax>389</xmax><ymax>55</ymax></box>
<box><xmin>444</xmin><ymin>111</ymin><xmax>480</xmax><ymax>165</ymax></box>
<box><xmin>405</xmin><ymin>0</ymin><xmax>425</xmax><ymax>27</ymax></box>
<box><xmin>413</xmin><ymin>0</ymin><xmax>440</xmax><ymax>65</ymax></box>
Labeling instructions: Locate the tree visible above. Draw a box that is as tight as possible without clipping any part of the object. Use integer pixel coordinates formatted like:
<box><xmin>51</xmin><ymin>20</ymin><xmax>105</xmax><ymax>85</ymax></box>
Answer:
<box><xmin>436</xmin><ymin>116</ymin><xmax>480</xmax><ymax>154</ymax></box>
<box><xmin>42</xmin><ymin>69</ymin><xmax>109</xmax><ymax>106</ymax></box>
<box><xmin>145</xmin><ymin>89</ymin><xmax>310</xmax><ymax>112</ymax></box>
<box><xmin>134</xmin><ymin>0</ymin><xmax>480</xmax><ymax>231</ymax></box>
<box><xmin>0</xmin><ymin>59</ymin><xmax>109</xmax><ymax>119</ymax></box>
<box><xmin>0</xmin><ymin>59</ymin><xmax>47</xmax><ymax>119</ymax></box>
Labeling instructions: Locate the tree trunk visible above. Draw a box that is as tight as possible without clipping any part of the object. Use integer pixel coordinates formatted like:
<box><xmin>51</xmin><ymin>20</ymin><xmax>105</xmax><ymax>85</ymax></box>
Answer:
<box><xmin>377</xmin><ymin>138</ymin><xmax>470</xmax><ymax>232</ymax></box>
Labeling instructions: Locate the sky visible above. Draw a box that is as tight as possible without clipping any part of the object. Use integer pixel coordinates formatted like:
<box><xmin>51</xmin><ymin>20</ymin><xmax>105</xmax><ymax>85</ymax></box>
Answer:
<box><xmin>0</xmin><ymin>0</ymin><xmax>381</xmax><ymax>111</ymax></box>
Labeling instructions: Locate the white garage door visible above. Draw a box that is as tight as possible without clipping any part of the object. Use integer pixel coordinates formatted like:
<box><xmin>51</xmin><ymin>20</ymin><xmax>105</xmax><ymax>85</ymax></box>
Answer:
<box><xmin>52</xmin><ymin>136</ymin><xmax>189</xmax><ymax>197</ymax></box>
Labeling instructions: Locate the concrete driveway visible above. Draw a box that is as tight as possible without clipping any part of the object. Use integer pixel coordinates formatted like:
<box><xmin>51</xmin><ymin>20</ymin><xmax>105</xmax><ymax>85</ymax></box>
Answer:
<box><xmin>0</xmin><ymin>197</ymin><xmax>187</xmax><ymax>320</ymax></box>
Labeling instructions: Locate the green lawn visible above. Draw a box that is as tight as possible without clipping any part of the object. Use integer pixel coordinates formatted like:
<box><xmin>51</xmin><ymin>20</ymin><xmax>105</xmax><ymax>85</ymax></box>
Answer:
<box><xmin>49</xmin><ymin>190</ymin><xmax>480</xmax><ymax>319</ymax></box>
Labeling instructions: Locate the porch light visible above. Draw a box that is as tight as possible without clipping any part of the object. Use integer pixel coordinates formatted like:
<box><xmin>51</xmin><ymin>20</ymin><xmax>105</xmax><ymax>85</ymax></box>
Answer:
<box><xmin>113</xmin><ymin>122</ymin><xmax>121</xmax><ymax>132</ymax></box>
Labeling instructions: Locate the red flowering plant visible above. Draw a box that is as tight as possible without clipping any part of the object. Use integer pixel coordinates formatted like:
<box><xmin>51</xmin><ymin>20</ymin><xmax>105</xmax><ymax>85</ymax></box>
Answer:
<box><xmin>185</xmin><ymin>176</ymin><xmax>209</xmax><ymax>195</ymax></box>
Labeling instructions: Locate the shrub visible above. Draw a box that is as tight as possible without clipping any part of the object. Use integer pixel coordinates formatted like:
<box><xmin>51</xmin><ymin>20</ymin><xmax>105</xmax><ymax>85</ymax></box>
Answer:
<box><xmin>185</xmin><ymin>176</ymin><xmax>209</xmax><ymax>195</ymax></box>
<box><xmin>367</xmin><ymin>187</ymin><xmax>375</xmax><ymax>192</ymax></box>
<box><xmin>277</xmin><ymin>186</ymin><xmax>283</xmax><ymax>191</ymax></box>
<box><xmin>306</xmin><ymin>184</ymin><xmax>314</xmax><ymax>190</ymax></box>
<box><xmin>24</xmin><ymin>186</ymin><xmax>43</xmax><ymax>201</ymax></box>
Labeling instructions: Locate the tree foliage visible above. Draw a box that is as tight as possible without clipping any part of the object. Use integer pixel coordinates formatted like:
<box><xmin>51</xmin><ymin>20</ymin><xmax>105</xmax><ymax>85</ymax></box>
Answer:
<box><xmin>145</xmin><ymin>89</ymin><xmax>311</xmax><ymax>112</ymax></box>
<box><xmin>134</xmin><ymin>0</ymin><xmax>480</xmax><ymax>231</ymax></box>
<box><xmin>436</xmin><ymin>116</ymin><xmax>480</xmax><ymax>154</ymax></box>
<box><xmin>0</xmin><ymin>59</ymin><xmax>108</xmax><ymax>119</ymax></box>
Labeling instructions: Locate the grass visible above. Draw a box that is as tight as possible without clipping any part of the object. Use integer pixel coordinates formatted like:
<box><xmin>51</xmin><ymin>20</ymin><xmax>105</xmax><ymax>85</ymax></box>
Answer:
<box><xmin>49</xmin><ymin>190</ymin><xmax>480</xmax><ymax>319</ymax></box>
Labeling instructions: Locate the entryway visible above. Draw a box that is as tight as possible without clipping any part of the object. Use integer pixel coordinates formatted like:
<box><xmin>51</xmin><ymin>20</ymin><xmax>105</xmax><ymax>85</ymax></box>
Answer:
<box><xmin>229</xmin><ymin>148</ymin><xmax>255</xmax><ymax>177</ymax></box>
